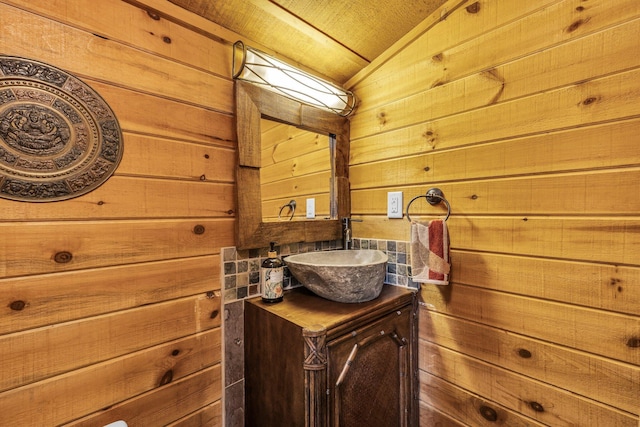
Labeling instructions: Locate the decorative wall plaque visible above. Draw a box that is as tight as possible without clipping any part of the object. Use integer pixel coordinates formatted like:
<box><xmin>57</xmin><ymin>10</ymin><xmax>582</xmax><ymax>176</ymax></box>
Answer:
<box><xmin>0</xmin><ymin>55</ymin><xmax>123</xmax><ymax>202</ymax></box>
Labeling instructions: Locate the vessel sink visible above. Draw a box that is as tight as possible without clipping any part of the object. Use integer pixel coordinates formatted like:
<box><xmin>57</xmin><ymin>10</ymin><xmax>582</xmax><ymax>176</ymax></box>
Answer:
<box><xmin>284</xmin><ymin>249</ymin><xmax>388</xmax><ymax>303</ymax></box>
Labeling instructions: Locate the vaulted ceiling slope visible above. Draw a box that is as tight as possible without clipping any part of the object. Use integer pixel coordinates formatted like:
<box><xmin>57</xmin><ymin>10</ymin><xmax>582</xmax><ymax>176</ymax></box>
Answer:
<box><xmin>169</xmin><ymin>0</ymin><xmax>448</xmax><ymax>84</ymax></box>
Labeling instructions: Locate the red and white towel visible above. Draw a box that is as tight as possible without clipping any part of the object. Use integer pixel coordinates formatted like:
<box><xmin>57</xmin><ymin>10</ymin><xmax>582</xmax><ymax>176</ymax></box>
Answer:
<box><xmin>410</xmin><ymin>219</ymin><xmax>450</xmax><ymax>285</ymax></box>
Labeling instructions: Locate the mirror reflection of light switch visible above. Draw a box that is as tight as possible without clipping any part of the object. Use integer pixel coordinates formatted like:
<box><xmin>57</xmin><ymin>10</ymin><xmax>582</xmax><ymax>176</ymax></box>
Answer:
<box><xmin>306</xmin><ymin>198</ymin><xmax>316</xmax><ymax>218</ymax></box>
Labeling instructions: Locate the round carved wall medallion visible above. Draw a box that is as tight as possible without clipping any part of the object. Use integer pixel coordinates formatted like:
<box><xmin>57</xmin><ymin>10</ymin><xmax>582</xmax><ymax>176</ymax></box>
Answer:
<box><xmin>0</xmin><ymin>55</ymin><xmax>123</xmax><ymax>202</ymax></box>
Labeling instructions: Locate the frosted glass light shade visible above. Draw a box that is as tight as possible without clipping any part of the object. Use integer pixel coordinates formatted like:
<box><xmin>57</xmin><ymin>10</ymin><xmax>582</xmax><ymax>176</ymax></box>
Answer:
<box><xmin>232</xmin><ymin>41</ymin><xmax>356</xmax><ymax>116</ymax></box>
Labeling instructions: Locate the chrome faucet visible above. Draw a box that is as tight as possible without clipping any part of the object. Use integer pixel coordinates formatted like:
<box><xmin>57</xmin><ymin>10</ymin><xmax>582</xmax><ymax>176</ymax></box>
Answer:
<box><xmin>342</xmin><ymin>217</ymin><xmax>362</xmax><ymax>250</ymax></box>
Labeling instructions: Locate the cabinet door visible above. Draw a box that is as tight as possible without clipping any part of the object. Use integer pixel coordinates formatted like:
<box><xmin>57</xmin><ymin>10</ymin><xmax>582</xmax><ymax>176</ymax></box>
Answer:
<box><xmin>327</xmin><ymin>306</ymin><xmax>413</xmax><ymax>427</ymax></box>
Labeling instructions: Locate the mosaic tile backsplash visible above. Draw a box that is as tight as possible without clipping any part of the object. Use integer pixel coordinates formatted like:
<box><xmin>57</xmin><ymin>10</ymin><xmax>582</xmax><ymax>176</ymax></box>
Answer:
<box><xmin>221</xmin><ymin>238</ymin><xmax>416</xmax><ymax>304</ymax></box>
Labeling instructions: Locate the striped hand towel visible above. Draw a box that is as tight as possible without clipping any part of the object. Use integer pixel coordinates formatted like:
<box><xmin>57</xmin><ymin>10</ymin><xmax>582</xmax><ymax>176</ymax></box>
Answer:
<box><xmin>410</xmin><ymin>219</ymin><xmax>450</xmax><ymax>285</ymax></box>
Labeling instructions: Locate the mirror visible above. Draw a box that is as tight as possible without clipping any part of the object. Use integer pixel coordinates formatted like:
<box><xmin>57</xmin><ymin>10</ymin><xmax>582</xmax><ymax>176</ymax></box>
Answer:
<box><xmin>260</xmin><ymin>118</ymin><xmax>332</xmax><ymax>222</ymax></box>
<box><xmin>235</xmin><ymin>81</ymin><xmax>350</xmax><ymax>250</ymax></box>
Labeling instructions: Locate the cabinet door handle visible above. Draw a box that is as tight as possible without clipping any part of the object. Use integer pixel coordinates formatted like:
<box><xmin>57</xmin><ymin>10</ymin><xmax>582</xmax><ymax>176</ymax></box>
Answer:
<box><xmin>335</xmin><ymin>344</ymin><xmax>359</xmax><ymax>387</ymax></box>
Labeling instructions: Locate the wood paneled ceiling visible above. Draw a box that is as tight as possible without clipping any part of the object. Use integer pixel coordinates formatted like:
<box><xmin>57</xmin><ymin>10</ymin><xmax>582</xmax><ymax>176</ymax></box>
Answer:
<box><xmin>169</xmin><ymin>0</ymin><xmax>448</xmax><ymax>84</ymax></box>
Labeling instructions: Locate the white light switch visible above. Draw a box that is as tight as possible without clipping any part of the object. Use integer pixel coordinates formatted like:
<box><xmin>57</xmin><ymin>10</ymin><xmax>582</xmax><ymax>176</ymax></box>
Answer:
<box><xmin>387</xmin><ymin>192</ymin><xmax>403</xmax><ymax>218</ymax></box>
<box><xmin>306</xmin><ymin>198</ymin><xmax>316</xmax><ymax>219</ymax></box>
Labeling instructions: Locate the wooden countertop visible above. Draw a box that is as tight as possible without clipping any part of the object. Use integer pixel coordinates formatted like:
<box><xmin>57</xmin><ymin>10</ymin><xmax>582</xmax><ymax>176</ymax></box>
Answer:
<box><xmin>245</xmin><ymin>284</ymin><xmax>415</xmax><ymax>337</ymax></box>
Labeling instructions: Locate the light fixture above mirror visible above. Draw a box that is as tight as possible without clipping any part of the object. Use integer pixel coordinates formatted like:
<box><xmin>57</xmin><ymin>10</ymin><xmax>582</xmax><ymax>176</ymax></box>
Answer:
<box><xmin>232</xmin><ymin>41</ymin><xmax>357</xmax><ymax>117</ymax></box>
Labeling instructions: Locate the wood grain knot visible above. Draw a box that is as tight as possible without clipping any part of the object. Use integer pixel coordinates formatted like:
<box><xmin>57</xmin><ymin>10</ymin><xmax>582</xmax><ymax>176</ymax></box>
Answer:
<box><xmin>566</xmin><ymin>19</ymin><xmax>585</xmax><ymax>33</ymax></box>
<box><xmin>626</xmin><ymin>337</ymin><xmax>640</xmax><ymax>348</ymax></box>
<box><xmin>376</xmin><ymin>111</ymin><xmax>387</xmax><ymax>125</ymax></box>
<box><xmin>171</xmin><ymin>349</ymin><xmax>180</xmax><ymax>356</ymax></box>
<box><xmin>423</xmin><ymin>166</ymin><xmax>430</xmax><ymax>172</ymax></box>
<box><xmin>517</xmin><ymin>348</ymin><xmax>532</xmax><ymax>358</ymax></box>
<box><xmin>193</xmin><ymin>225</ymin><xmax>206</xmax><ymax>235</ymax></box>
<box><xmin>479</xmin><ymin>405</ymin><xmax>498</xmax><ymax>422</ymax></box>
<box><xmin>204</xmin><ymin>154</ymin><xmax>210</xmax><ymax>159</ymax></box>
<box><xmin>423</xmin><ymin>130</ymin><xmax>435</xmax><ymax>143</ymax></box>
<box><xmin>9</xmin><ymin>300</ymin><xmax>26</xmax><ymax>311</ymax></box>
<box><xmin>470</xmin><ymin>194</ymin><xmax>478</xmax><ymax>200</ymax></box>
<box><xmin>162</xmin><ymin>36</ymin><xmax>172</xmax><ymax>44</ymax></box>
<box><xmin>54</xmin><ymin>251</ymin><xmax>73</xmax><ymax>264</ymax></box>
<box><xmin>529</xmin><ymin>401</ymin><xmax>545</xmax><ymax>412</ymax></box>
<box><xmin>206</xmin><ymin>291</ymin><xmax>216</xmax><ymax>299</ymax></box>
<box><xmin>159</xmin><ymin>370</ymin><xmax>173</xmax><ymax>386</ymax></box>
<box><xmin>210</xmin><ymin>309</ymin><xmax>220</xmax><ymax>319</ymax></box>
<box><xmin>199</xmin><ymin>174</ymin><xmax>206</xmax><ymax>181</ymax></box>
<box><xmin>147</xmin><ymin>11</ymin><xmax>160</xmax><ymax>20</ymax></box>
<box><xmin>582</xmin><ymin>96</ymin><xmax>598</xmax><ymax>105</ymax></box>
<box><xmin>466</xmin><ymin>2</ymin><xmax>481</xmax><ymax>13</ymax></box>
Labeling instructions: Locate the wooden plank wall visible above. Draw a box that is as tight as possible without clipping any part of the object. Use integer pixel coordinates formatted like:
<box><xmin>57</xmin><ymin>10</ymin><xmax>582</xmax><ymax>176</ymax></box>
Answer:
<box><xmin>348</xmin><ymin>0</ymin><xmax>640</xmax><ymax>425</ymax></box>
<box><xmin>260</xmin><ymin>119</ymin><xmax>332</xmax><ymax>221</ymax></box>
<box><xmin>0</xmin><ymin>0</ymin><xmax>239</xmax><ymax>425</ymax></box>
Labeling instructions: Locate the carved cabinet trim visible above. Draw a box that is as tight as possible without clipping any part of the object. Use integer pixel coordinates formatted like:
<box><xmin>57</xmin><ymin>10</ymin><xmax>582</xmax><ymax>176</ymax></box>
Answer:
<box><xmin>303</xmin><ymin>325</ymin><xmax>328</xmax><ymax>427</ymax></box>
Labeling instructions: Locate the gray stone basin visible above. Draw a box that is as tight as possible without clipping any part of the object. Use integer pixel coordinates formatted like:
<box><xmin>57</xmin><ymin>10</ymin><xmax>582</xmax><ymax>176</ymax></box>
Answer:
<box><xmin>284</xmin><ymin>249</ymin><xmax>388</xmax><ymax>303</ymax></box>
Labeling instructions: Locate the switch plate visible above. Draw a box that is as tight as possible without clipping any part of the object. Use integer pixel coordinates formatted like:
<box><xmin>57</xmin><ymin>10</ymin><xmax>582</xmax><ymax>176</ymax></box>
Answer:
<box><xmin>387</xmin><ymin>192</ymin><xmax>403</xmax><ymax>218</ymax></box>
<box><xmin>306</xmin><ymin>198</ymin><xmax>316</xmax><ymax>219</ymax></box>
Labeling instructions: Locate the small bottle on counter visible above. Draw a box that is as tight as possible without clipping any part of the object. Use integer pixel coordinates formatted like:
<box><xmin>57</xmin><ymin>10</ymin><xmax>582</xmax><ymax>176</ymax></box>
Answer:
<box><xmin>261</xmin><ymin>242</ymin><xmax>284</xmax><ymax>303</ymax></box>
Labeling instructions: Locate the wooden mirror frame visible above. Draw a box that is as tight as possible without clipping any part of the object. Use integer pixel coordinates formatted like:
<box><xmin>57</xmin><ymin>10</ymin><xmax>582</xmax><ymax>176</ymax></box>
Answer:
<box><xmin>235</xmin><ymin>81</ymin><xmax>350</xmax><ymax>250</ymax></box>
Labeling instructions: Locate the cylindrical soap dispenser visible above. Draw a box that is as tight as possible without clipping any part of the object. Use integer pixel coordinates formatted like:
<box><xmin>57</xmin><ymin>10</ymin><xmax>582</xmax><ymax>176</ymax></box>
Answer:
<box><xmin>261</xmin><ymin>242</ymin><xmax>284</xmax><ymax>303</ymax></box>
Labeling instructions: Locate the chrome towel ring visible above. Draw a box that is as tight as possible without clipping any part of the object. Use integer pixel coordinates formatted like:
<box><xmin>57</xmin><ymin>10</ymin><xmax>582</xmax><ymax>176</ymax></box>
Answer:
<box><xmin>406</xmin><ymin>188</ymin><xmax>451</xmax><ymax>222</ymax></box>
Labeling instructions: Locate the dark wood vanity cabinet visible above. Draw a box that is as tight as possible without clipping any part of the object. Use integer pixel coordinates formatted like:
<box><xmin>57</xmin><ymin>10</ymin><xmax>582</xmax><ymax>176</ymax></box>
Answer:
<box><xmin>244</xmin><ymin>285</ymin><xmax>417</xmax><ymax>427</ymax></box>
